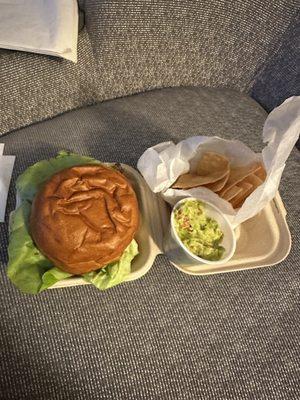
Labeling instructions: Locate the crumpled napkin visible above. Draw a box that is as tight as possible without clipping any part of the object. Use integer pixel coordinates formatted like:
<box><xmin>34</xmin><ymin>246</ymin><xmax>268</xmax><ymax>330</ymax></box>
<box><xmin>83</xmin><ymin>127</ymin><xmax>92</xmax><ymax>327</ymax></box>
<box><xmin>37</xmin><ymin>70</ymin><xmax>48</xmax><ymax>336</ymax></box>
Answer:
<box><xmin>0</xmin><ymin>0</ymin><xmax>78</xmax><ymax>62</ymax></box>
<box><xmin>137</xmin><ymin>96</ymin><xmax>300</xmax><ymax>227</ymax></box>
<box><xmin>0</xmin><ymin>144</ymin><xmax>15</xmax><ymax>222</ymax></box>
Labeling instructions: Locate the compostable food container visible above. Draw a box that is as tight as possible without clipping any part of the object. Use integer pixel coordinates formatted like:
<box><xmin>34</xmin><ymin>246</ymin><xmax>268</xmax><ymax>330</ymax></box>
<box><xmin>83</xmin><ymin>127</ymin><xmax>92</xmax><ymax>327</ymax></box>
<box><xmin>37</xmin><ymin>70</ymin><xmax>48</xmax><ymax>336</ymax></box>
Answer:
<box><xmin>51</xmin><ymin>164</ymin><xmax>291</xmax><ymax>288</ymax></box>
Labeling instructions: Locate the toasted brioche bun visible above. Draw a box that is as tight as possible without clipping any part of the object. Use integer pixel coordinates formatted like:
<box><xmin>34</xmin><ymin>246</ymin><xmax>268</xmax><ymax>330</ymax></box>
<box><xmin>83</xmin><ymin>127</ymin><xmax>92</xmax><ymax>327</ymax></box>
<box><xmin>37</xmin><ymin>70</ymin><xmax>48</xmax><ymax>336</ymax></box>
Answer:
<box><xmin>30</xmin><ymin>164</ymin><xmax>139</xmax><ymax>275</ymax></box>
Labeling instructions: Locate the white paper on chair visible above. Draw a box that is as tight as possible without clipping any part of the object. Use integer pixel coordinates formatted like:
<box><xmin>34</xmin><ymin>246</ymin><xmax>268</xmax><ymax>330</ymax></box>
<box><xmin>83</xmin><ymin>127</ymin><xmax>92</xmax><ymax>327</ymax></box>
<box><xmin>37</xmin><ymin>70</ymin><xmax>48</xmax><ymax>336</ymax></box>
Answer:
<box><xmin>0</xmin><ymin>145</ymin><xmax>15</xmax><ymax>222</ymax></box>
<box><xmin>0</xmin><ymin>0</ymin><xmax>78</xmax><ymax>62</ymax></box>
<box><xmin>137</xmin><ymin>96</ymin><xmax>300</xmax><ymax>228</ymax></box>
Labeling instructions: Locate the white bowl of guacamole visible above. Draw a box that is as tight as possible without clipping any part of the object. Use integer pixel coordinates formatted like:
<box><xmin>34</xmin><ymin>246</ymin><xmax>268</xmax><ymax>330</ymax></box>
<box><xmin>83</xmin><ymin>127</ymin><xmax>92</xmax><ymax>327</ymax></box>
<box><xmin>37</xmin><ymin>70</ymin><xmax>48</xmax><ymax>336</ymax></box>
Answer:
<box><xmin>166</xmin><ymin>198</ymin><xmax>236</xmax><ymax>266</ymax></box>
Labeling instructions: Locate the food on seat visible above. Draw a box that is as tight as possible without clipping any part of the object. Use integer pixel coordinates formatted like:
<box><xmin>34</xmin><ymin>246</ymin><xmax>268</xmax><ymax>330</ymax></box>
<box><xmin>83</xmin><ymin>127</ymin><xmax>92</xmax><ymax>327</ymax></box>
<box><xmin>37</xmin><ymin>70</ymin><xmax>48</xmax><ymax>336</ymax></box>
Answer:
<box><xmin>173</xmin><ymin>199</ymin><xmax>225</xmax><ymax>261</ymax></box>
<box><xmin>204</xmin><ymin>171</ymin><xmax>229</xmax><ymax>192</ymax></box>
<box><xmin>30</xmin><ymin>164</ymin><xmax>139</xmax><ymax>275</ymax></box>
<box><xmin>254</xmin><ymin>164</ymin><xmax>267</xmax><ymax>181</ymax></box>
<box><xmin>172</xmin><ymin>172</ymin><xmax>221</xmax><ymax>189</ymax></box>
<box><xmin>196</xmin><ymin>152</ymin><xmax>229</xmax><ymax>177</ymax></box>
<box><xmin>218</xmin><ymin>162</ymin><xmax>261</xmax><ymax>197</ymax></box>
<box><xmin>172</xmin><ymin>152</ymin><xmax>229</xmax><ymax>189</ymax></box>
<box><xmin>171</xmin><ymin>152</ymin><xmax>266</xmax><ymax>209</ymax></box>
<box><xmin>222</xmin><ymin>185</ymin><xmax>242</xmax><ymax>201</ymax></box>
<box><xmin>230</xmin><ymin>181</ymin><xmax>253</xmax><ymax>209</ymax></box>
<box><xmin>7</xmin><ymin>152</ymin><xmax>140</xmax><ymax>294</ymax></box>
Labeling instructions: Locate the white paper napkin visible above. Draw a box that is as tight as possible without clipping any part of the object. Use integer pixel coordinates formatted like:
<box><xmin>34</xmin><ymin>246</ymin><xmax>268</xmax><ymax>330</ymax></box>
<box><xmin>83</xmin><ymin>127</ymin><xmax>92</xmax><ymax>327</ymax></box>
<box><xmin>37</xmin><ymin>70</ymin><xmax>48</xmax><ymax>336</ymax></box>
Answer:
<box><xmin>0</xmin><ymin>0</ymin><xmax>78</xmax><ymax>62</ymax></box>
<box><xmin>0</xmin><ymin>145</ymin><xmax>15</xmax><ymax>222</ymax></box>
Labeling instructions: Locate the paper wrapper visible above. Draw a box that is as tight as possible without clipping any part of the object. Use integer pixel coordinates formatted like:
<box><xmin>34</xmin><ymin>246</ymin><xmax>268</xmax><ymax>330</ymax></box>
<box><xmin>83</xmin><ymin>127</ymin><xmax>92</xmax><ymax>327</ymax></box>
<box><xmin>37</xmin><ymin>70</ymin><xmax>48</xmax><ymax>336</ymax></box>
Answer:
<box><xmin>0</xmin><ymin>145</ymin><xmax>15</xmax><ymax>222</ymax></box>
<box><xmin>0</xmin><ymin>0</ymin><xmax>78</xmax><ymax>62</ymax></box>
<box><xmin>137</xmin><ymin>96</ymin><xmax>300</xmax><ymax>227</ymax></box>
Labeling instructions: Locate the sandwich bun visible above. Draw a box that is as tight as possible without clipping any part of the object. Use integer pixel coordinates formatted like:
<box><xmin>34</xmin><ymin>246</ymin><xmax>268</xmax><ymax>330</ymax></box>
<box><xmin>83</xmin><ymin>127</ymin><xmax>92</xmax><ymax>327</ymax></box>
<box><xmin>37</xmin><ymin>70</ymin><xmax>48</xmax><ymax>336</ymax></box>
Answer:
<box><xmin>30</xmin><ymin>164</ymin><xmax>139</xmax><ymax>275</ymax></box>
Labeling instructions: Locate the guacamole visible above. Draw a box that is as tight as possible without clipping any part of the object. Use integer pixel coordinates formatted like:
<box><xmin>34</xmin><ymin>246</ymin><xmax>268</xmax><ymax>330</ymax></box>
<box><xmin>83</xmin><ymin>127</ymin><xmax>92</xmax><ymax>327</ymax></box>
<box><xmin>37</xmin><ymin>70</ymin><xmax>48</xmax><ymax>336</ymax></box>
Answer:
<box><xmin>173</xmin><ymin>200</ymin><xmax>225</xmax><ymax>261</ymax></box>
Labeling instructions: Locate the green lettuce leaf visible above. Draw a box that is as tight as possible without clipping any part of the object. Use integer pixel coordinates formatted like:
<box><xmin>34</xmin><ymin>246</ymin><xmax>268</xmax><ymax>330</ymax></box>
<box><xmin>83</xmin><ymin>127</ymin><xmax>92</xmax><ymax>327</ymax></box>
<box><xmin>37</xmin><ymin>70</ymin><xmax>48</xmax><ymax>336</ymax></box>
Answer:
<box><xmin>83</xmin><ymin>239</ymin><xmax>139</xmax><ymax>290</ymax></box>
<box><xmin>7</xmin><ymin>202</ymin><xmax>53</xmax><ymax>294</ymax></box>
<box><xmin>39</xmin><ymin>267</ymin><xmax>72</xmax><ymax>292</ymax></box>
<box><xmin>7</xmin><ymin>152</ymin><xmax>138</xmax><ymax>294</ymax></box>
<box><xmin>8</xmin><ymin>204</ymin><xmax>72</xmax><ymax>294</ymax></box>
<box><xmin>16</xmin><ymin>150</ymin><xmax>100</xmax><ymax>202</ymax></box>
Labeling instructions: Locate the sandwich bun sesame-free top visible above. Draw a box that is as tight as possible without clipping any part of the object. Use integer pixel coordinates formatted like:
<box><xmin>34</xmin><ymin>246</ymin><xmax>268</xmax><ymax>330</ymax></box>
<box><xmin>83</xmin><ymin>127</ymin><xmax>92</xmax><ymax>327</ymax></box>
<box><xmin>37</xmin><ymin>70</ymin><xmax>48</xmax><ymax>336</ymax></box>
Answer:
<box><xmin>30</xmin><ymin>164</ymin><xmax>139</xmax><ymax>275</ymax></box>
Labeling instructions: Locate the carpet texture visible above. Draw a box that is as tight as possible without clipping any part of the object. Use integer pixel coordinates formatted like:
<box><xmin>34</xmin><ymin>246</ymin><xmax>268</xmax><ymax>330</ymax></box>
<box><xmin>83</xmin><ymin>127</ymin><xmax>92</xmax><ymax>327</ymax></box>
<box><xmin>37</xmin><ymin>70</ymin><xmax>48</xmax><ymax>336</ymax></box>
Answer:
<box><xmin>0</xmin><ymin>87</ymin><xmax>299</xmax><ymax>400</ymax></box>
<box><xmin>0</xmin><ymin>0</ymin><xmax>299</xmax><ymax>134</ymax></box>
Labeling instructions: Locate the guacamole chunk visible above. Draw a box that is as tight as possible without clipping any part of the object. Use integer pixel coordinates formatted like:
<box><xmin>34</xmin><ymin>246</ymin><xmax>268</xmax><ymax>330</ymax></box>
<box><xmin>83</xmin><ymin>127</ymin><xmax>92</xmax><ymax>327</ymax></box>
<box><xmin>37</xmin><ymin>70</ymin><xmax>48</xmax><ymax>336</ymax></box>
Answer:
<box><xmin>174</xmin><ymin>200</ymin><xmax>225</xmax><ymax>261</ymax></box>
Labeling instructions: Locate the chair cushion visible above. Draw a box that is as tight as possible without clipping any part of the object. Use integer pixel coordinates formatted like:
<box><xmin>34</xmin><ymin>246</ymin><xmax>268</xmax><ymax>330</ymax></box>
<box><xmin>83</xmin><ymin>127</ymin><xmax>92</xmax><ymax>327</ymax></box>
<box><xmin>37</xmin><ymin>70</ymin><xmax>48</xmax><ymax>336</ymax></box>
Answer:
<box><xmin>0</xmin><ymin>87</ymin><xmax>299</xmax><ymax>400</ymax></box>
<box><xmin>1</xmin><ymin>0</ymin><xmax>299</xmax><ymax>135</ymax></box>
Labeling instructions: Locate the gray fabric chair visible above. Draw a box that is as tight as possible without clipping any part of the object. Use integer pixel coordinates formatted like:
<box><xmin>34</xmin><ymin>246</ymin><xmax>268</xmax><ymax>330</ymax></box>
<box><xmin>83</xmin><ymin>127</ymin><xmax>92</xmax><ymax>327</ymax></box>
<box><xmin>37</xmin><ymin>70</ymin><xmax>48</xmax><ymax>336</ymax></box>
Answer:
<box><xmin>1</xmin><ymin>0</ymin><xmax>299</xmax><ymax>135</ymax></box>
<box><xmin>0</xmin><ymin>2</ymin><xmax>299</xmax><ymax>399</ymax></box>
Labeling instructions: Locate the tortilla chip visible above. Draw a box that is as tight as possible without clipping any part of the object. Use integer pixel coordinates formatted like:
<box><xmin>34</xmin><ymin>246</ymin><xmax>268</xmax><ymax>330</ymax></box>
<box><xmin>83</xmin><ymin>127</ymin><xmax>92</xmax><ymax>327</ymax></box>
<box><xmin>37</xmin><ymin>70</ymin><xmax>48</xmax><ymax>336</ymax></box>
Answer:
<box><xmin>204</xmin><ymin>171</ymin><xmax>230</xmax><ymax>192</ymax></box>
<box><xmin>230</xmin><ymin>181</ymin><xmax>253</xmax><ymax>209</ymax></box>
<box><xmin>254</xmin><ymin>163</ymin><xmax>267</xmax><ymax>181</ymax></box>
<box><xmin>171</xmin><ymin>173</ymin><xmax>222</xmax><ymax>189</ymax></box>
<box><xmin>232</xmin><ymin>174</ymin><xmax>263</xmax><ymax>208</ymax></box>
<box><xmin>197</xmin><ymin>152</ymin><xmax>229</xmax><ymax>177</ymax></box>
<box><xmin>222</xmin><ymin>185</ymin><xmax>242</xmax><ymax>201</ymax></box>
<box><xmin>244</xmin><ymin>173</ymin><xmax>263</xmax><ymax>187</ymax></box>
<box><xmin>218</xmin><ymin>162</ymin><xmax>261</xmax><ymax>197</ymax></box>
<box><xmin>172</xmin><ymin>152</ymin><xmax>230</xmax><ymax>190</ymax></box>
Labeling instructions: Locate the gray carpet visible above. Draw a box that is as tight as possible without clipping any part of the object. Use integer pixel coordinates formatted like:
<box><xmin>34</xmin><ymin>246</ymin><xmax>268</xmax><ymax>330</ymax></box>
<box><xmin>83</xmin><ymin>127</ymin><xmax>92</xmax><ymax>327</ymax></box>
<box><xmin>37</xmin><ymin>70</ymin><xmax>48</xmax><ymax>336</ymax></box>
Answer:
<box><xmin>0</xmin><ymin>87</ymin><xmax>299</xmax><ymax>400</ymax></box>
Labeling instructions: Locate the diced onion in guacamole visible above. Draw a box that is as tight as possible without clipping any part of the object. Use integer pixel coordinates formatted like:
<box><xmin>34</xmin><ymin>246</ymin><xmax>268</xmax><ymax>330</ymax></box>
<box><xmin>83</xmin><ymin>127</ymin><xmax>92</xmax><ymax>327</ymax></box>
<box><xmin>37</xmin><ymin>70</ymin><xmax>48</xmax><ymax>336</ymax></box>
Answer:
<box><xmin>174</xmin><ymin>200</ymin><xmax>225</xmax><ymax>261</ymax></box>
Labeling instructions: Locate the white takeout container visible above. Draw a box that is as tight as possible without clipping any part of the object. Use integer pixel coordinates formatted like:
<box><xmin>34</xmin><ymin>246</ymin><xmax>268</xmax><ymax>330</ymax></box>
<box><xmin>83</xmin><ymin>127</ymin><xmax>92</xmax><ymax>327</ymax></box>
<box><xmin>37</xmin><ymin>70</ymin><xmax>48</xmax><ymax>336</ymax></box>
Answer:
<box><xmin>164</xmin><ymin>198</ymin><xmax>236</xmax><ymax>267</ymax></box>
<box><xmin>52</xmin><ymin>164</ymin><xmax>291</xmax><ymax>288</ymax></box>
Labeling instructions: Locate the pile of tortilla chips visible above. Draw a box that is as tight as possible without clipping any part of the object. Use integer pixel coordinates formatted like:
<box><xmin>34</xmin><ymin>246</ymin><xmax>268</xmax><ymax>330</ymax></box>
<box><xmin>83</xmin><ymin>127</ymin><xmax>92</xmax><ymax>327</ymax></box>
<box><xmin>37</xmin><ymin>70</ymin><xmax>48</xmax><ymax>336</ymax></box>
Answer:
<box><xmin>172</xmin><ymin>152</ymin><xmax>266</xmax><ymax>209</ymax></box>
